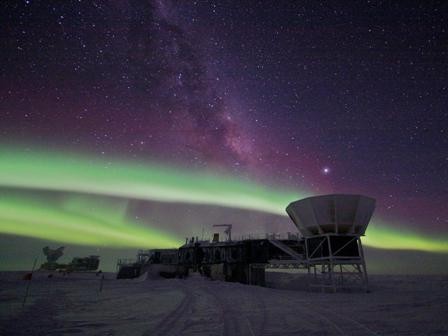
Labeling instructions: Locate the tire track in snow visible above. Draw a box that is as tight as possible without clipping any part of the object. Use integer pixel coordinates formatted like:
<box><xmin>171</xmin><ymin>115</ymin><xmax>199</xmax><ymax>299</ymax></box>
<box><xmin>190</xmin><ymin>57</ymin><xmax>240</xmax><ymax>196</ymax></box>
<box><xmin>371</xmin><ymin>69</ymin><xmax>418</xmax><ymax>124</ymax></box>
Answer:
<box><xmin>245</xmin><ymin>285</ymin><xmax>269</xmax><ymax>336</ymax></box>
<box><xmin>202</xmin><ymin>282</ymin><xmax>269</xmax><ymax>336</ymax></box>
<box><xmin>143</xmin><ymin>280</ymin><xmax>193</xmax><ymax>336</ymax></box>
<box><xmin>310</xmin><ymin>306</ymin><xmax>381</xmax><ymax>336</ymax></box>
<box><xmin>275</xmin><ymin>292</ymin><xmax>381</xmax><ymax>336</ymax></box>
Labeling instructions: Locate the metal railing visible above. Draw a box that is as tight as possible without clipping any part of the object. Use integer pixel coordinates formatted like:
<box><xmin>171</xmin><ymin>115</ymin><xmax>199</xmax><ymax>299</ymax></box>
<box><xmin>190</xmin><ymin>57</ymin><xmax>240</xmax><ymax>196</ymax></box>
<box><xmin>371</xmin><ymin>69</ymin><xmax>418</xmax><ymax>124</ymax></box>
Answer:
<box><xmin>233</xmin><ymin>232</ymin><xmax>302</xmax><ymax>242</ymax></box>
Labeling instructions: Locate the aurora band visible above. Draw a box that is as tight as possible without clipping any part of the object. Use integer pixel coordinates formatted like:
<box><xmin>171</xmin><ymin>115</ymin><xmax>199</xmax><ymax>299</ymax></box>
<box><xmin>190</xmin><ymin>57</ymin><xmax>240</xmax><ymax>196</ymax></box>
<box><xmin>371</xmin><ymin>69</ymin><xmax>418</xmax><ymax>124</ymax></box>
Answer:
<box><xmin>0</xmin><ymin>147</ymin><xmax>446</xmax><ymax>252</ymax></box>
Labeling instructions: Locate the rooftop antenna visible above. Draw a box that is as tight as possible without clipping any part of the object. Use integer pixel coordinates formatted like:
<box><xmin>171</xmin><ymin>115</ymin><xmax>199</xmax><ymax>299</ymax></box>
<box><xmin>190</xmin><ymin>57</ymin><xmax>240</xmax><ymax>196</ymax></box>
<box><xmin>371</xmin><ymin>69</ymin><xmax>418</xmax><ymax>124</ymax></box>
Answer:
<box><xmin>213</xmin><ymin>224</ymin><xmax>232</xmax><ymax>242</ymax></box>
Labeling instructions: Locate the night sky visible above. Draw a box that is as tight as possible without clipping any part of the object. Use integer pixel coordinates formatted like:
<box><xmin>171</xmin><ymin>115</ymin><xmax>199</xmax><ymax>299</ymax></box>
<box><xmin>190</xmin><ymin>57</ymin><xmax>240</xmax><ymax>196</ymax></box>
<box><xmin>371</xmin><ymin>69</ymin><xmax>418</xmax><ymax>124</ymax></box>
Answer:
<box><xmin>0</xmin><ymin>1</ymin><xmax>447</xmax><ymax>272</ymax></box>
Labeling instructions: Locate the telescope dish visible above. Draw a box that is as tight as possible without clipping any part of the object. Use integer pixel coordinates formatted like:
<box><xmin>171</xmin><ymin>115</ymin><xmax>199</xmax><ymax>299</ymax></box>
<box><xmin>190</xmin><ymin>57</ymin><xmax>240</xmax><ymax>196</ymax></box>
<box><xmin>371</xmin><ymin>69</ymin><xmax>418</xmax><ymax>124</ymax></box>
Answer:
<box><xmin>286</xmin><ymin>194</ymin><xmax>375</xmax><ymax>237</ymax></box>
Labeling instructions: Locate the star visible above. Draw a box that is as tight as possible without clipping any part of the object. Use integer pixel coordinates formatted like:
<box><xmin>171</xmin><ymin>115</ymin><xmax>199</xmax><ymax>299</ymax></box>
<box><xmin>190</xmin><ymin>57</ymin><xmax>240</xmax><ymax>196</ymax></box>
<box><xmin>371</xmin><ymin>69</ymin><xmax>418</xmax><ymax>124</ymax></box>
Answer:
<box><xmin>322</xmin><ymin>167</ymin><xmax>331</xmax><ymax>175</ymax></box>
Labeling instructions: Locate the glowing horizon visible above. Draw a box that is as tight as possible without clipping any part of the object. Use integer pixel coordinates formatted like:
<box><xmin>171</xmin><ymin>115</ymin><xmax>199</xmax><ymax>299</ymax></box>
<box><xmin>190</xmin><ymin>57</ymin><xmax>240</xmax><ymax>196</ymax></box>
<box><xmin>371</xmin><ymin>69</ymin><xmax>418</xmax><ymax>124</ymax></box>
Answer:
<box><xmin>0</xmin><ymin>147</ymin><xmax>447</xmax><ymax>253</ymax></box>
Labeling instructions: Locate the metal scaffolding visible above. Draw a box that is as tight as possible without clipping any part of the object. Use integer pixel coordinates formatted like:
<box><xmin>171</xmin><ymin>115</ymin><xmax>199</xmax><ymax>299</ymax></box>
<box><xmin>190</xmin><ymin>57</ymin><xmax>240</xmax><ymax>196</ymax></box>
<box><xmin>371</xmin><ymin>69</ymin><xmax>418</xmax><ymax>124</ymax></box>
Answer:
<box><xmin>305</xmin><ymin>234</ymin><xmax>369</xmax><ymax>292</ymax></box>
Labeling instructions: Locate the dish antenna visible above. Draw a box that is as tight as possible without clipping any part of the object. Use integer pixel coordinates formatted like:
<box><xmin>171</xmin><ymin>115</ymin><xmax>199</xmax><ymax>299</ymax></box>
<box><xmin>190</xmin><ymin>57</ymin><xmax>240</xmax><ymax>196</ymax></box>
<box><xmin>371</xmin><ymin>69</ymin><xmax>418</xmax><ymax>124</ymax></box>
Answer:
<box><xmin>286</xmin><ymin>194</ymin><xmax>376</xmax><ymax>292</ymax></box>
<box><xmin>42</xmin><ymin>246</ymin><xmax>65</xmax><ymax>263</ymax></box>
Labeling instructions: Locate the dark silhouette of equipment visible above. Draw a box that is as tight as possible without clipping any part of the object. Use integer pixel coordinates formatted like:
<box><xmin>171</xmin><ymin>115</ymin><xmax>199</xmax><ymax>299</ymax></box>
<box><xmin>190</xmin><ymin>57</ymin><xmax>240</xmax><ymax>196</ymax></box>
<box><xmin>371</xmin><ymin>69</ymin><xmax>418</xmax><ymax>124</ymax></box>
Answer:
<box><xmin>69</xmin><ymin>256</ymin><xmax>100</xmax><ymax>271</ymax></box>
<box><xmin>43</xmin><ymin>246</ymin><xmax>65</xmax><ymax>263</ymax></box>
<box><xmin>117</xmin><ymin>194</ymin><xmax>375</xmax><ymax>292</ymax></box>
<box><xmin>40</xmin><ymin>246</ymin><xmax>100</xmax><ymax>272</ymax></box>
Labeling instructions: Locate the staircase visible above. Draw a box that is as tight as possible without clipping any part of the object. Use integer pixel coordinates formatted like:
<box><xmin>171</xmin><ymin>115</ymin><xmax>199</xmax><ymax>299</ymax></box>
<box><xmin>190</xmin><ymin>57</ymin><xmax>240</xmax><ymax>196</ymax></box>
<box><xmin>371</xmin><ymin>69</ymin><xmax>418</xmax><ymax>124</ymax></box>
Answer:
<box><xmin>268</xmin><ymin>239</ymin><xmax>304</xmax><ymax>261</ymax></box>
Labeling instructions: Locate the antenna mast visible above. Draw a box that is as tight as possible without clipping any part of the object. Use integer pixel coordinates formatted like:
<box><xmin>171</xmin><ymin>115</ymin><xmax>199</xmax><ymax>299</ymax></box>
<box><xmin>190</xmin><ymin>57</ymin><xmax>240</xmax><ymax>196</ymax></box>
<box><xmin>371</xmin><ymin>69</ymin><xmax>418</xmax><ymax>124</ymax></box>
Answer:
<box><xmin>212</xmin><ymin>224</ymin><xmax>233</xmax><ymax>242</ymax></box>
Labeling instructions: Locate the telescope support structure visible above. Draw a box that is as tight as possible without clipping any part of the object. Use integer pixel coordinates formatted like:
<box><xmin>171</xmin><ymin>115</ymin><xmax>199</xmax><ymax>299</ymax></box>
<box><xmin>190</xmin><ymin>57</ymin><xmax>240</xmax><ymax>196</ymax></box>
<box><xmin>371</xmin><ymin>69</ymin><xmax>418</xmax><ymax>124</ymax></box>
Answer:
<box><xmin>304</xmin><ymin>234</ymin><xmax>369</xmax><ymax>292</ymax></box>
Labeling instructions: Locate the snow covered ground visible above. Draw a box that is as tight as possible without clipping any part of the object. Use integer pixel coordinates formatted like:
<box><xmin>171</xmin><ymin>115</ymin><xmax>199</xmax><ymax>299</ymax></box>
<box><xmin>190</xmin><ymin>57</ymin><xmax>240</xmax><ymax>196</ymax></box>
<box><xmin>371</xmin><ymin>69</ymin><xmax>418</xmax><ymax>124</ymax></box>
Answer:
<box><xmin>1</xmin><ymin>271</ymin><xmax>447</xmax><ymax>335</ymax></box>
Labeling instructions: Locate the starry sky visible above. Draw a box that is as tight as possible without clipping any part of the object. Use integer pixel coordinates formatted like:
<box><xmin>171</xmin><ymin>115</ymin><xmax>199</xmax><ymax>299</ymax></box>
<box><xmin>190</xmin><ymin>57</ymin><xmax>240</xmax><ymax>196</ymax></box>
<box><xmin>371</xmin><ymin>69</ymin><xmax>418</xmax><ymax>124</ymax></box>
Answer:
<box><xmin>0</xmin><ymin>1</ymin><xmax>447</xmax><ymax>272</ymax></box>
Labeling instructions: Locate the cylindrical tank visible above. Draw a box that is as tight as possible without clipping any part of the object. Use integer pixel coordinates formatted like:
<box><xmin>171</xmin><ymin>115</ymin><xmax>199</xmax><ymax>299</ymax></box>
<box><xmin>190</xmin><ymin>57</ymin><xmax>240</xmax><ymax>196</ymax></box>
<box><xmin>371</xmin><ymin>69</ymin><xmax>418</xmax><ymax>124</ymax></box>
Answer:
<box><xmin>286</xmin><ymin>194</ymin><xmax>375</xmax><ymax>237</ymax></box>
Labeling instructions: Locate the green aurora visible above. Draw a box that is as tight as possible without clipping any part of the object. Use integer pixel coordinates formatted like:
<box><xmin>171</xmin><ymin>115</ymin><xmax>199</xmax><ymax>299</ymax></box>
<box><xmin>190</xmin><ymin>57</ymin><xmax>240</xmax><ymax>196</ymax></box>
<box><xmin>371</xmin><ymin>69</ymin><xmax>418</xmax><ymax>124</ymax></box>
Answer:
<box><xmin>0</xmin><ymin>195</ymin><xmax>179</xmax><ymax>248</ymax></box>
<box><xmin>0</xmin><ymin>147</ymin><xmax>447</xmax><ymax>253</ymax></box>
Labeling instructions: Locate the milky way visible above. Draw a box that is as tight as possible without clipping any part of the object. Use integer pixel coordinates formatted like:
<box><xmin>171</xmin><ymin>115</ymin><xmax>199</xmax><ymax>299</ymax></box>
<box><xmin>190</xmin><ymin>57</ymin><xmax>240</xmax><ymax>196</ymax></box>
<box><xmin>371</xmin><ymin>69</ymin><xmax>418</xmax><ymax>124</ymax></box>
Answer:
<box><xmin>1</xmin><ymin>1</ymin><xmax>447</xmax><ymax>270</ymax></box>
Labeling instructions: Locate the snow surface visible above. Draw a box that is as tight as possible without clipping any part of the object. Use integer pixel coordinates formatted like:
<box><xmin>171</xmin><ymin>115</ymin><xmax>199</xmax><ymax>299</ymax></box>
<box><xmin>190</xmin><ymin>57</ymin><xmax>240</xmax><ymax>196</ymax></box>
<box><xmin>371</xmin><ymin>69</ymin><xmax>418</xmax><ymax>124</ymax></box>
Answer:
<box><xmin>0</xmin><ymin>271</ymin><xmax>447</xmax><ymax>335</ymax></box>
